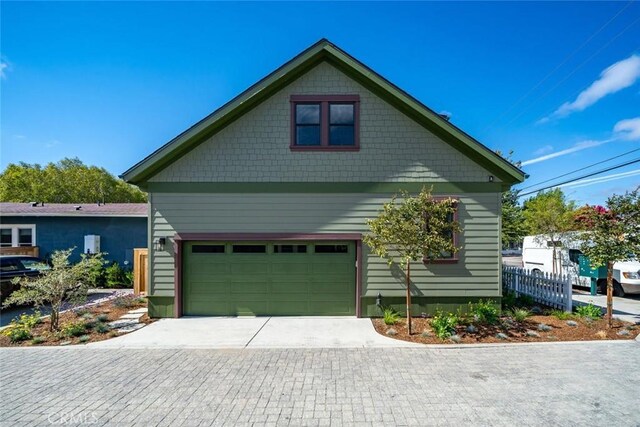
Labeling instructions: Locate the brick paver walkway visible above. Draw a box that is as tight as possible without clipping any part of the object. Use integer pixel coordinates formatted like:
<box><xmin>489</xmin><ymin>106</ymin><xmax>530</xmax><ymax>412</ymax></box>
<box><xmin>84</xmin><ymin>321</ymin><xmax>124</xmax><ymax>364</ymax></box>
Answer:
<box><xmin>2</xmin><ymin>341</ymin><xmax>639</xmax><ymax>426</ymax></box>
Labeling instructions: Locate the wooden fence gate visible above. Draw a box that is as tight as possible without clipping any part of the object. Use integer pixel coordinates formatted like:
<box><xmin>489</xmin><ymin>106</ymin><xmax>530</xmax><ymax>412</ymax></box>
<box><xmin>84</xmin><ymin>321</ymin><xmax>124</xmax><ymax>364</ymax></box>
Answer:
<box><xmin>133</xmin><ymin>248</ymin><xmax>148</xmax><ymax>295</ymax></box>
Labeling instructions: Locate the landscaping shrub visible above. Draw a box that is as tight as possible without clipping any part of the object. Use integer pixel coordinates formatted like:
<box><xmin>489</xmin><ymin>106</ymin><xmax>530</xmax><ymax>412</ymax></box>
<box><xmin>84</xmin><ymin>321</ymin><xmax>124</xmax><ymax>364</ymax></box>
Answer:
<box><xmin>576</xmin><ymin>304</ymin><xmax>603</xmax><ymax>319</ymax></box>
<box><xmin>61</xmin><ymin>320</ymin><xmax>87</xmax><ymax>337</ymax></box>
<box><xmin>95</xmin><ymin>323</ymin><xmax>110</xmax><ymax>334</ymax></box>
<box><xmin>515</xmin><ymin>294</ymin><xmax>535</xmax><ymax>308</ymax></box>
<box><xmin>1</xmin><ymin>311</ymin><xmax>41</xmax><ymax>343</ymax></box>
<box><xmin>113</xmin><ymin>294</ymin><xmax>145</xmax><ymax>309</ymax></box>
<box><xmin>501</xmin><ymin>290</ymin><xmax>517</xmax><ymax>309</ymax></box>
<box><xmin>105</xmin><ymin>262</ymin><xmax>133</xmax><ymax>288</ymax></box>
<box><xmin>78</xmin><ymin>335</ymin><xmax>91</xmax><ymax>343</ymax></box>
<box><xmin>382</xmin><ymin>307</ymin><xmax>401</xmax><ymax>325</ymax></box>
<box><xmin>508</xmin><ymin>308</ymin><xmax>531</xmax><ymax>323</ymax></box>
<box><xmin>469</xmin><ymin>300</ymin><xmax>499</xmax><ymax>325</ymax></box>
<box><xmin>96</xmin><ymin>314</ymin><xmax>109</xmax><ymax>322</ymax></box>
<box><xmin>31</xmin><ymin>336</ymin><xmax>46</xmax><ymax>345</ymax></box>
<box><xmin>430</xmin><ymin>311</ymin><xmax>460</xmax><ymax>339</ymax></box>
<box><xmin>550</xmin><ymin>310</ymin><xmax>573</xmax><ymax>320</ymax></box>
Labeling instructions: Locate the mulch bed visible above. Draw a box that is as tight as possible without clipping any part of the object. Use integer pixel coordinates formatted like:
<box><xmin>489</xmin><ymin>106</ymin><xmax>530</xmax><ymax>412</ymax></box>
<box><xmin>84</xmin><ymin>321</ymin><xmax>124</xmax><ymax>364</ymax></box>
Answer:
<box><xmin>0</xmin><ymin>297</ymin><xmax>153</xmax><ymax>347</ymax></box>
<box><xmin>372</xmin><ymin>315</ymin><xmax>639</xmax><ymax>344</ymax></box>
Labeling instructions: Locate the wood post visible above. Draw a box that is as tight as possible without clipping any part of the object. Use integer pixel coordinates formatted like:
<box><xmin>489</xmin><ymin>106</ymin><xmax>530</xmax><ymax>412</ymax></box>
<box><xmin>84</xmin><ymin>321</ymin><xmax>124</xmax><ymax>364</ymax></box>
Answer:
<box><xmin>133</xmin><ymin>248</ymin><xmax>148</xmax><ymax>295</ymax></box>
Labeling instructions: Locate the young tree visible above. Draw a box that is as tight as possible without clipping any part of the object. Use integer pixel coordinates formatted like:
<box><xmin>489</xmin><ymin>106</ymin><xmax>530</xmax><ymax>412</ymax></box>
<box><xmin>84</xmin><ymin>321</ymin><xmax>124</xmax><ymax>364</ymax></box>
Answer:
<box><xmin>3</xmin><ymin>249</ymin><xmax>105</xmax><ymax>331</ymax></box>
<box><xmin>523</xmin><ymin>189</ymin><xmax>576</xmax><ymax>274</ymax></box>
<box><xmin>363</xmin><ymin>187</ymin><xmax>461</xmax><ymax>334</ymax></box>
<box><xmin>578</xmin><ymin>188</ymin><xmax>640</xmax><ymax>328</ymax></box>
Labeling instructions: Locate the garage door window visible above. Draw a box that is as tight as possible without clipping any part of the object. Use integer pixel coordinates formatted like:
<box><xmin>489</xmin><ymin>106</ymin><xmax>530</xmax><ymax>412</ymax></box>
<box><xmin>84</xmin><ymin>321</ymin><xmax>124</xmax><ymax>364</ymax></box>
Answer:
<box><xmin>273</xmin><ymin>244</ymin><xmax>307</xmax><ymax>253</ymax></box>
<box><xmin>232</xmin><ymin>245</ymin><xmax>267</xmax><ymax>253</ymax></box>
<box><xmin>314</xmin><ymin>244</ymin><xmax>349</xmax><ymax>254</ymax></box>
<box><xmin>192</xmin><ymin>245</ymin><xmax>225</xmax><ymax>253</ymax></box>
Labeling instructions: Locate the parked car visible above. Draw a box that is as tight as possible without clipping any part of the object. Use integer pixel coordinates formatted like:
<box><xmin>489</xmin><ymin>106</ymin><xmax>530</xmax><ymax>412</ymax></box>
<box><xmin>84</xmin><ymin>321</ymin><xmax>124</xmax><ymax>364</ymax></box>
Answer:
<box><xmin>522</xmin><ymin>234</ymin><xmax>640</xmax><ymax>297</ymax></box>
<box><xmin>0</xmin><ymin>256</ymin><xmax>50</xmax><ymax>303</ymax></box>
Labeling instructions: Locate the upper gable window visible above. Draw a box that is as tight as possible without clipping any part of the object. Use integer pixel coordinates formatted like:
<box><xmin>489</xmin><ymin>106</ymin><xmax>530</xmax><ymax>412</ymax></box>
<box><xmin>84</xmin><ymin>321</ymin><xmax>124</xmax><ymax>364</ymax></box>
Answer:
<box><xmin>290</xmin><ymin>95</ymin><xmax>360</xmax><ymax>151</ymax></box>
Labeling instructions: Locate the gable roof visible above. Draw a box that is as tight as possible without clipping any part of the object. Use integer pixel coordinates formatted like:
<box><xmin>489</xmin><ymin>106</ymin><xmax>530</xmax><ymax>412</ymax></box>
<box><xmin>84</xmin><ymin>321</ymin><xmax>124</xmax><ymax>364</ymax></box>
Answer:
<box><xmin>0</xmin><ymin>203</ymin><xmax>147</xmax><ymax>218</ymax></box>
<box><xmin>121</xmin><ymin>39</ymin><xmax>525</xmax><ymax>186</ymax></box>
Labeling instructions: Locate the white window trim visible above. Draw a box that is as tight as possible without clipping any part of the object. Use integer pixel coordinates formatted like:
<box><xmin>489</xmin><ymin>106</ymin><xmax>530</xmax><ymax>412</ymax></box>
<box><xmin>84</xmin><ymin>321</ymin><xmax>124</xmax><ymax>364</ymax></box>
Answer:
<box><xmin>0</xmin><ymin>224</ymin><xmax>36</xmax><ymax>247</ymax></box>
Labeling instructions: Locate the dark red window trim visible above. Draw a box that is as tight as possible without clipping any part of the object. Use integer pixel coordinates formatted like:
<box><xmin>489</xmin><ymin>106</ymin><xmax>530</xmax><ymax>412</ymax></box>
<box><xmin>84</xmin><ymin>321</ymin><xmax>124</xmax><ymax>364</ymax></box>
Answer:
<box><xmin>290</xmin><ymin>95</ymin><xmax>360</xmax><ymax>151</ymax></box>
<box><xmin>423</xmin><ymin>197</ymin><xmax>461</xmax><ymax>264</ymax></box>
<box><xmin>173</xmin><ymin>233</ymin><xmax>363</xmax><ymax>318</ymax></box>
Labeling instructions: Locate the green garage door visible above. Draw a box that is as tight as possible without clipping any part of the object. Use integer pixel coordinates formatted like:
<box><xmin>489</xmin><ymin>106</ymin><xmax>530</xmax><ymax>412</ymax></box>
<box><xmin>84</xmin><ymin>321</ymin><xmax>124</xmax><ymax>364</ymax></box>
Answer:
<box><xmin>183</xmin><ymin>241</ymin><xmax>356</xmax><ymax>316</ymax></box>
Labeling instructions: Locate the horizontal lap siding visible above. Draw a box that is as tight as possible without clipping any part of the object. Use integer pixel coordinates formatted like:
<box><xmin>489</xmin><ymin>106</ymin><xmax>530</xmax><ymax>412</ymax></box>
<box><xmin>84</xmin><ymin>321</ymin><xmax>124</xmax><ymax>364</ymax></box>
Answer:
<box><xmin>150</xmin><ymin>193</ymin><xmax>500</xmax><ymax>298</ymax></box>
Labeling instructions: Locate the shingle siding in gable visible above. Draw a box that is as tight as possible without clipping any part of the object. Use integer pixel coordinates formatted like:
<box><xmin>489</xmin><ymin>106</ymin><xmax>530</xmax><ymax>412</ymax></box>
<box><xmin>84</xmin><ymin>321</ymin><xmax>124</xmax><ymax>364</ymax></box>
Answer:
<box><xmin>150</xmin><ymin>62</ymin><xmax>494</xmax><ymax>183</ymax></box>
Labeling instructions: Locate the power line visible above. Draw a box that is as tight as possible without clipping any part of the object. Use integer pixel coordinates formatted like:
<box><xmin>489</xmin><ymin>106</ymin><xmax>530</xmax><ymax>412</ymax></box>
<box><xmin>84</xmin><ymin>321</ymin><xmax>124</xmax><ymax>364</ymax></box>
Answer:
<box><xmin>518</xmin><ymin>147</ymin><xmax>640</xmax><ymax>190</ymax></box>
<box><xmin>483</xmin><ymin>0</ymin><xmax>636</xmax><ymax>131</ymax></box>
<box><xmin>519</xmin><ymin>157</ymin><xmax>640</xmax><ymax>197</ymax></box>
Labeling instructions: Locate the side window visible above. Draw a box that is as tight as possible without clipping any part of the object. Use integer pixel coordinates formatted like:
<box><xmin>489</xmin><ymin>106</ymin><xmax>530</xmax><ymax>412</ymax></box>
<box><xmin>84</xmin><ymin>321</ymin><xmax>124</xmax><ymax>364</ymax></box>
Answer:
<box><xmin>569</xmin><ymin>249</ymin><xmax>582</xmax><ymax>264</ymax></box>
<box><xmin>0</xmin><ymin>260</ymin><xmax>19</xmax><ymax>272</ymax></box>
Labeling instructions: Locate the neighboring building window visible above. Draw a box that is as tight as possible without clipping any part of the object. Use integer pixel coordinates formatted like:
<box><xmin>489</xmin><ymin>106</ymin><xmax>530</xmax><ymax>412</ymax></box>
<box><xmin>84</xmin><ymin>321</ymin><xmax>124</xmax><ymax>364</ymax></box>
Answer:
<box><xmin>0</xmin><ymin>225</ymin><xmax>36</xmax><ymax>247</ymax></box>
<box><xmin>290</xmin><ymin>95</ymin><xmax>360</xmax><ymax>150</ymax></box>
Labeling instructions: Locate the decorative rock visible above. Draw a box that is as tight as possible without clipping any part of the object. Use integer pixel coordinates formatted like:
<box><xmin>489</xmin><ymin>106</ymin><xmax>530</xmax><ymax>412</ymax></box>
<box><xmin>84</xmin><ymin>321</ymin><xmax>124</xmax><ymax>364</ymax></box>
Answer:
<box><xmin>538</xmin><ymin>323</ymin><xmax>552</xmax><ymax>332</ymax></box>
<box><xmin>531</xmin><ymin>306</ymin><xmax>543</xmax><ymax>315</ymax></box>
<box><xmin>466</xmin><ymin>325</ymin><xmax>478</xmax><ymax>334</ymax></box>
<box><xmin>617</xmin><ymin>329</ymin><xmax>630</xmax><ymax>336</ymax></box>
<box><xmin>60</xmin><ymin>341</ymin><xmax>72</xmax><ymax>346</ymax></box>
<box><xmin>495</xmin><ymin>333</ymin><xmax>509</xmax><ymax>340</ymax></box>
<box><xmin>386</xmin><ymin>328</ymin><xmax>397</xmax><ymax>336</ymax></box>
<box><xmin>119</xmin><ymin>313</ymin><xmax>145</xmax><ymax>320</ymax></box>
<box><xmin>449</xmin><ymin>334</ymin><xmax>462</xmax><ymax>343</ymax></box>
<box><xmin>128</xmin><ymin>308</ymin><xmax>148</xmax><ymax>314</ymax></box>
<box><xmin>547</xmin><ymin>335</ymin><xmax>558</xmax><ymax>340</ymax></box>
<box><xmin>107</xmin><ymin>319</ymin><xmax>139</xmax><ymax>329</ymax></box>
<box><xmin>525</xmin><ymin>330</ymin><xmax>540</xmax><ymax>338</ymax></box>
<box><xmin>421</xmin><ymin>330</ymin><xmax>432</xmax><ymax>338</ymax></box>
<box><xmin>114</xmin><ymin>323</ymin><xmax>145</xmax><ymax>334</ymax></box>
<box><xmin>566</xmin><ymin>320</ymin><xmax>579</xmax><ymax>327</ymax></box>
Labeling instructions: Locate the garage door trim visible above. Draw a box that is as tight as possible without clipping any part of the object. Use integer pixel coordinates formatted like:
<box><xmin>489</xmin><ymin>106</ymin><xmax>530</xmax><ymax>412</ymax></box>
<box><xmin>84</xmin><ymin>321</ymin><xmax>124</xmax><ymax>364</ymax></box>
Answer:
<box><xmin>173</xmin><ymin>233</ymin><xmax>363</xmax><ymax>318</ymax></box>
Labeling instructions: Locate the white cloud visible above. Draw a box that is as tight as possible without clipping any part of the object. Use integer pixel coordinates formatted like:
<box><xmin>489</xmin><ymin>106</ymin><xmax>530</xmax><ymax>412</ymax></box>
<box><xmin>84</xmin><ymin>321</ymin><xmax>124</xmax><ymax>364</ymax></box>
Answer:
<box><xmin>533</xmin><ymin>144</ymin><xmax>554</xmax><ymax>156</ymax></box>
<box><xmin>544</xmin><ymin>54</ymin><xmax>640</xmax><ymax>121</ymax></box>
<box><xmin>521</xmin><ymin>139</ymin><xmax>612</xmax><ymax>166</ymax></box>
<box><xmin>613</xmin><ymin>117</ymin><xmax>640</xmax><ymax>141</ymax></box>
<box><xmin>0</xmin><ymin>62</ymin><xmax>7</xmax><ymax>79</ymax></box>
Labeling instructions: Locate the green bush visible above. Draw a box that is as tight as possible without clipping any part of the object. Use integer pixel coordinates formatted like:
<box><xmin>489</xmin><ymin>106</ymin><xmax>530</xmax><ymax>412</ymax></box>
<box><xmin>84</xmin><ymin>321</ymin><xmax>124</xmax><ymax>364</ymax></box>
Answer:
<box><xmin>87</xmin><ymin>261</ymin><xmax>106</xmax><ymax>287</ymax></box>
<box><xmin>31</xmin><ymin>336</ymin><xmax>46</xmax><ymax>345</ymax></box>
<box><xmin>469</xmin><ymin>300</ymin><xmax>499</xmax><ymax>325</ymax></box>
<box><xmin>105</xmin><ymin>262</ymin><xmax>133</xmax><ymax>288</ymax></box>
<box><xmin>382</xmin><ymin>307</ymin><xmax>401</xmax><ymax>325</ymax></box>
<box><xmin>61</xmin><ymin>320</ymin><xmax>87</xmax><ymax>337</ymax></box>
<box><xmin>1</xmin><ymin>311</ymin><xmax>42</xmax><ymax>342</ymax></box>
<box><xmin>550</xmin><ymin>310</ymin><xmax>573</xmax><ymax>320</ymax></box>
<box><xmin>508</xmin><ymin>308</ymin><xmax>531</xmax><ymax>323</ymax></box>
<box><xmin>96</xmin><ymin>314</ymin><xmax>109</xmax><ymax>322</ymax></box>
<box><xmin>501</xmin><ymin>290</ymin><xmax>517</xmax><ymax>309</ymax></box>
<box><xmin>515</xmin><ymin>294</ymin><xmax>535</xmax><ymax>308</ymax></box>
<box><xmin>95</xmin><ymin>323</ymin><xmax>110</xmax><ymax>334</ymax></box>
<box><xmin>431</xmin><ymin>311</ymin><xmax>460</xmax><ymax>340</ymax></box>
<box><xmin>576</xmin><ymin>304</ymin><xmax>603</xmax><ymax>319</ymax></box>
<box><xmin>78</xmin><ymin>335</ymin><xmax>91</xmax><ymax>343</ymax></box>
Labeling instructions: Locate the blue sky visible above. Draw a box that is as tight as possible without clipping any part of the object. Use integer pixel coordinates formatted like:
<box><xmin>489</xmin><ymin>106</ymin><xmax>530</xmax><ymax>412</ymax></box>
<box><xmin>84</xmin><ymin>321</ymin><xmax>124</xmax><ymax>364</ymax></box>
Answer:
<box><xmin>1</xmin><ymin>1</ymin><xmax>639</xmax><ymax>205</ymax></box>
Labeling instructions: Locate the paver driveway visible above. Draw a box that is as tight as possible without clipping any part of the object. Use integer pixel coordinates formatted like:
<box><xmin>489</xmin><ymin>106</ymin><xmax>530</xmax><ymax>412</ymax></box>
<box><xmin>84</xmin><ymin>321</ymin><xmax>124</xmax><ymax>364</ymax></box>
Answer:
<box><xmin>2</xmin><ymin>340</ymin><xmax>639</xmax><ymax>426</ymax></box>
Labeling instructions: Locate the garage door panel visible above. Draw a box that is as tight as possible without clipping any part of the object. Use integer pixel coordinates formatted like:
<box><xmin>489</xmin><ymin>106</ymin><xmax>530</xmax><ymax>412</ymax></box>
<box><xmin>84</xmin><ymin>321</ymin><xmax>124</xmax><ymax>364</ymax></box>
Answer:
<box><xmin>183</xmin><ymin>240</ymin><xmax>356</xmax><ymax>316</ymax></box>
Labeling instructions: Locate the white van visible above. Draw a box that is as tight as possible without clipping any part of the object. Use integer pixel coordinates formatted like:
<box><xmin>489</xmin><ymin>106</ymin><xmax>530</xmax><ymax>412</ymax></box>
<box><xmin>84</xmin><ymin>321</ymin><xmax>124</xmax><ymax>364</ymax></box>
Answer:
<box><xmin>522</xmin><ymin>234</ymin><xmax>640</xmax><ymax>297</ymax></box>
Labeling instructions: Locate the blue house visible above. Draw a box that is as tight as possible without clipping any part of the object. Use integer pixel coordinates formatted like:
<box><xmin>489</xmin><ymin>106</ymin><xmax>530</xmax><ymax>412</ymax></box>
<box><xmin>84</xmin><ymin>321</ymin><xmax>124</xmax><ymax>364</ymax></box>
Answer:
<box><xmin>0</xmin><ymin>203</ymin><xmax>147</xmax><ymax>266</ymax></box>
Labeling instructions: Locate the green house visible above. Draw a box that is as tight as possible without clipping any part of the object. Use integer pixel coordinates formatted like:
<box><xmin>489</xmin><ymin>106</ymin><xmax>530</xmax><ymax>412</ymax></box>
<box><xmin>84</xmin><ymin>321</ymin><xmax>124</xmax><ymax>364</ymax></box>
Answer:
<box><xmin>122</xmin><ymin>39</ymin><xmax>525</xmax><ymax>318</ymax></box>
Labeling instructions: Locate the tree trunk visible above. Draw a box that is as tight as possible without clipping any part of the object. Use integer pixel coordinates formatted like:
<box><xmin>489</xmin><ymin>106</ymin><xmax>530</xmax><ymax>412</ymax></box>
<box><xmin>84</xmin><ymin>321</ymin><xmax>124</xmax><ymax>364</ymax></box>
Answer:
<box><xmin>406</xmin><ymin>262</ymin><xmax>412</xmax><ymax>335</ymax></box>
<box><xmin>50</xmin><ymin>309</ymin><xmax>58</xmax><ymax>332</ymax></box>
<box><xmin>606</xmin><ymin>261</ymin><xmax>614</xmax><ymax>329</ymax></box>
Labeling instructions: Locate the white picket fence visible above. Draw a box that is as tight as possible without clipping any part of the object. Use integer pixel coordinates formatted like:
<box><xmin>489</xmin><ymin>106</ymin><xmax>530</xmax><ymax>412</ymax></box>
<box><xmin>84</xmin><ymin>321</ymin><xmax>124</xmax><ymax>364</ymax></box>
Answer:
<box><xmin>502</xmin><ymin>266</ymin><xmax>572</xmax><ymax>312</ymax></box>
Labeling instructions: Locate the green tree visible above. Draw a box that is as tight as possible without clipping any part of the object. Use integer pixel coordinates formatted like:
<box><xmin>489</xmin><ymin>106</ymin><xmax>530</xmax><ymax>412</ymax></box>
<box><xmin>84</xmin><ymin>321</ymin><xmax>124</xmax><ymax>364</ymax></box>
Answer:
<box><xmin>502</xmin><ymin>189</ymin><xmax>527</xmax><ymax>249</ymax></box>
<box><xmin>363</xmin><ymin>187</ymin><xmax>461</xmax><ymax>334</ymax></box>
<box><xmin>578</xmin><ymin>188</ymin><xmax>640</xmax><ymax>328</ymax></box>
<box><xmin>0</xmin><ymin>158</ymin><xmax>147</xmax><ymax>203</ymax></box>
<box><xmin>3</xmin><ymin>249</ymin><xmax>106</xmax><ymax>331</ymax></box>
<box><xmin>523</xmin><ymin>188</ymin><xmax>576</xmax><ymax>274</ymax></box>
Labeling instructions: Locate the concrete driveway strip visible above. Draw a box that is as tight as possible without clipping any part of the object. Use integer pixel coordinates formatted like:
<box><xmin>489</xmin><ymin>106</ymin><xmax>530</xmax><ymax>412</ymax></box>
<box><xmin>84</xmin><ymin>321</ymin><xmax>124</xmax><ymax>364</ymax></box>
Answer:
<box><xmin>2</xmin><ymin>341</ymin><xmax>639</xmax><ymax>426</ymax></box>
<box><xmin>89</xmin><ymin>316</ymin><xmax>422</xmax><ymax>349</ymax></box>
<box><xmin>90</xmin><ymin>317</ymin><xmax>270</xmax><ymax>349</ymax></box>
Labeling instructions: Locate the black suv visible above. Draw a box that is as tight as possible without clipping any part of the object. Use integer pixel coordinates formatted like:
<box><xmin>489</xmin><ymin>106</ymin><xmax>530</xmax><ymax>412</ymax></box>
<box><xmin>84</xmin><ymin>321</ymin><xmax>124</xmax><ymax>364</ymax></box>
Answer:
<box><xmin>0</xmin><ymin>256</ymin><xmax>50</xmax><ymax>303</ymax></box>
